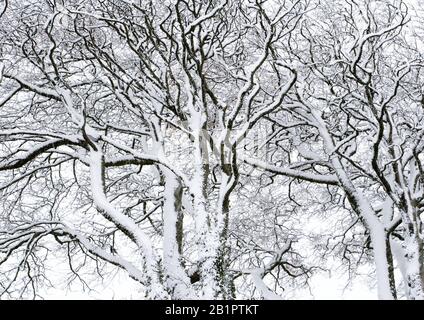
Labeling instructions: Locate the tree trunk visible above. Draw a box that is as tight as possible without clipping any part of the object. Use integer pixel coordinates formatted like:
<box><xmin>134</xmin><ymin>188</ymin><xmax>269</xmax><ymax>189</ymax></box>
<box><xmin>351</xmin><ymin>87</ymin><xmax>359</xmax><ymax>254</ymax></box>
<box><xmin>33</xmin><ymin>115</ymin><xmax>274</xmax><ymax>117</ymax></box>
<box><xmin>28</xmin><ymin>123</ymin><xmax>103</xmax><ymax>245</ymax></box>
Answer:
<box><xmin>162</xmin><ymin>168</ymin><xmax>194</xmax><ymax>299</ymax></box>
<box><xmin>403</xmin><ymin>233</ymin><xmax>424</xmax><ymax>300</ymax></box>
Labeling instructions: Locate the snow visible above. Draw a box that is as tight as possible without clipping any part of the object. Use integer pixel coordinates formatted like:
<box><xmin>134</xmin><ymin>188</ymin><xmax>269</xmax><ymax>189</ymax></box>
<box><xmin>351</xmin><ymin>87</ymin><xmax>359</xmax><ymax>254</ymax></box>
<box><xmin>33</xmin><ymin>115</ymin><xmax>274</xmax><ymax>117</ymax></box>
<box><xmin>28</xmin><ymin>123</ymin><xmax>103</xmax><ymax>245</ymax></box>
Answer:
<box><xmin>3</xmin><ymin>74</ymin><xmax>60</xmax><ymax>101</ymax></box>
<box><xmin>242</xmin><ymin>156</ymin><xmax>339</xmax><ymax>185</ymax></box>
<box><xmin>89</xmin><ymin>150</ymin><xmax>167</xmax><ymax>299</ymax></box>
<box><xmin>63</xmin><ymin>226</ymin><xmax>147</xmax><ymax>285</ymax></box>
<box><xmin>2</xmin><ymin>0</ymin><xmax>424</xmax><ymax>301</ymax></box>
<box><xmin>250</xmin><ymin>269</ymin><xmax>284</xmax><ymax>300</ymax></box>
<box><xmin>184</xmin><ymin>1</ymin><xmax>227</xmax><ymax>35</ymax></box>
<box><xmin>161</xmin><ymin>167</ymin><xmax>195</xmax><ymax>299</ymax></box>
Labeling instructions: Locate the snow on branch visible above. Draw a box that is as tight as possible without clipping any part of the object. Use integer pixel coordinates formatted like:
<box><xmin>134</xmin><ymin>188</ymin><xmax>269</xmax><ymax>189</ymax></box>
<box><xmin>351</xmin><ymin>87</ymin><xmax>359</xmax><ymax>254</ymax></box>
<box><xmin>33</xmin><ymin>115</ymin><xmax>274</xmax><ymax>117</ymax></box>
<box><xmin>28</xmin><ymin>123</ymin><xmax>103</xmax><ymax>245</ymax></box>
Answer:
<box><xmin>241</xmin><ymin>156</ymin><xmax>339</xmax><ymax>185</ymax></box>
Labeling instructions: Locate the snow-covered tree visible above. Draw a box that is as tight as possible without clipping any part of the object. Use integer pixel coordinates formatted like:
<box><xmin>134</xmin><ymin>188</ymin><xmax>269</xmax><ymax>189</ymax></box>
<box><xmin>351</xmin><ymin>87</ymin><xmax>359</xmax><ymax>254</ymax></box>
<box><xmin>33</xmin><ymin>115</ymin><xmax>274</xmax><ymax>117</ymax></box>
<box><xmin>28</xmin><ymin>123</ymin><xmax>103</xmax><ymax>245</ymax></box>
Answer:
<box><xmin>0</xmin><ymin>0</ymin><xmax>311</xmax><ymax>299</ymax></box>
<box><xmin>1</xmin><ymin>0</ymin><xmax>423</xmax><ymax>300</ymax></box>
<box><xmin>244</xmin><ymin>0</ymin><xmax>424</xmax><ymax>299</ymax></box>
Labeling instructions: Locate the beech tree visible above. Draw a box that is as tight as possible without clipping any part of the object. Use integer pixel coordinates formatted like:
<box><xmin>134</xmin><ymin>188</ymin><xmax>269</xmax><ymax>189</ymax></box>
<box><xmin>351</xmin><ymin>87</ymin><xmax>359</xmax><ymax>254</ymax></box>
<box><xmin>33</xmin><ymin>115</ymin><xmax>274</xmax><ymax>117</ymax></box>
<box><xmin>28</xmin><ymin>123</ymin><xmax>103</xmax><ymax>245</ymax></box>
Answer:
<box><xmin>0</xmin><ymin>0</ymin><xmax>311</xmax><ymax>299</ymax></box>
<box><xmin>244</xmin><ymin>0</ymin><xmax>424</xmax><ymax>300</ymax></box>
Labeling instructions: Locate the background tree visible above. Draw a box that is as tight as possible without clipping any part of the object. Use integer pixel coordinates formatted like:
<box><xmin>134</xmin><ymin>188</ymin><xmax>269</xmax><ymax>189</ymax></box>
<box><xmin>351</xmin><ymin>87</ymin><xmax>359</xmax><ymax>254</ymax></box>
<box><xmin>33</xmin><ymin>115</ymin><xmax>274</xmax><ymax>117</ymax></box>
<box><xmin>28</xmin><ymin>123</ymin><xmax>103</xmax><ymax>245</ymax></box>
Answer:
<box><xmin>244</xmin><ymin>0</ymin><xmax>424</xmax><ymax>299</ymax></box>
